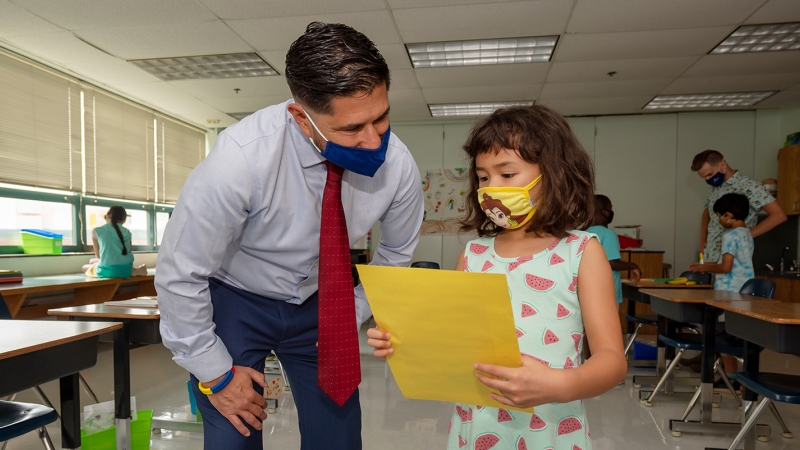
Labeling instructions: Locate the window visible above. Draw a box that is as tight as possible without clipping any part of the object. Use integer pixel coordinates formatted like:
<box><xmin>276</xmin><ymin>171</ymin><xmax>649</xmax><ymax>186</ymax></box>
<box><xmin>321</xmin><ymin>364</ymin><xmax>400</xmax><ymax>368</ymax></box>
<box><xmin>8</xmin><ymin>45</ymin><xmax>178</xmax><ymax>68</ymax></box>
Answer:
<box><xmin>0</xmin><ymin>197</ymin><xmax>74</xmax><ymax>246</ymax></box>
<box><xmin>85</xmin><ymin>205</ymin><xmax>149</xmax><ymax>247</ymax></box>
<box><xmin>156</xmin><ymin>211</ymin><xmax>170</xmax><ymax>246</ymax></box>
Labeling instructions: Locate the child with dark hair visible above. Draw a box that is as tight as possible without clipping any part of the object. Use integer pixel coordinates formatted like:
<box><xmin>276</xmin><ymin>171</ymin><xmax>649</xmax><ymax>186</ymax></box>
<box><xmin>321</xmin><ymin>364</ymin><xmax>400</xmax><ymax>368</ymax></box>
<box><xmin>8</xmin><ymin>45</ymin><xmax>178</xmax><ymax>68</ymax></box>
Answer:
<box><xmin>84</xmin><ymin>206</ymin><xmax>135</xmax><ymax>278</ymax></box>
<box><xmin>369</xmin><ymin>105</ymin><xmax>626</xmax><ymax>450</ymax></box>
<box><xmin>689</xmin><ymin>193</ymin><xmax>754</xmax><ymax>292</ymax></box>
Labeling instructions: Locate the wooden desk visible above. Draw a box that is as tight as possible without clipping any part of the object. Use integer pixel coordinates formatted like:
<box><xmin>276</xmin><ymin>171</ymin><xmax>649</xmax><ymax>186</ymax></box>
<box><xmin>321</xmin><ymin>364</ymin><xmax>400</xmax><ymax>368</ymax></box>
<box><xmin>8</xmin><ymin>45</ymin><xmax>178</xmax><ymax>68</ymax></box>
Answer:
<box><xmin>703</xmin><ymin>300</ymin><xmax>800</xmax><ymax>450</ymax></box>
<box><xmin>618</xmin><ymin>250</ymin><xmax>664</xmax><ymax>334</ymax></box>
<box><xmin>48</xmin><ymin>305</ymin><xmax>161</xmax><ymax>450</ymax></box>
<box><xmin>643</xmin><ymin>290</ymin><xmax>770</xmax><ymax>438</ymax></box>
<box><xmin>0</xmin><ymin>269</ymin><xmax>155</xmax><ymax>319</ymax></box>
<box><xmin>0</xmin><ymin>320</ymin><xmax>122</xmax><ymax>449</ymax></box>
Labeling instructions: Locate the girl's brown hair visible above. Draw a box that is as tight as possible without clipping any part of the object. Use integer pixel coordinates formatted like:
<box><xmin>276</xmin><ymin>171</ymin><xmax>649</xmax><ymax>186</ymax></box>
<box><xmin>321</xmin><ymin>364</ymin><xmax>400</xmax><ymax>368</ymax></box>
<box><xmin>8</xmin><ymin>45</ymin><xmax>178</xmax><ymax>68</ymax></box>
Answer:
<box><xmin>460</xmin><ymin>105</ymin><xmax>595</xmax><ymax>238</ymax></box>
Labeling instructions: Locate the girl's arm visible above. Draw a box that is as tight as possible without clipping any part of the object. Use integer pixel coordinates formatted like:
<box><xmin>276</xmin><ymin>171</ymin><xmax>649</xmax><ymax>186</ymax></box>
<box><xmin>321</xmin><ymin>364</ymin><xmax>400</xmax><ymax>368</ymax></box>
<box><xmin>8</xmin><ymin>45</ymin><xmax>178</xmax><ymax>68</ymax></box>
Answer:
<box><xmin>92</xmin><ymin>236</ymin><xmax>100</xmax><ymax>259</ymax></box>
<box><xmin>476</xmin><ymin>239</ymin><xmax>626</xmax><ymax>407</ymax></box>
<box><xmin>688</xmin><ymin>254</ymin><xmax>733</xmax><ymax>274</ymax></box>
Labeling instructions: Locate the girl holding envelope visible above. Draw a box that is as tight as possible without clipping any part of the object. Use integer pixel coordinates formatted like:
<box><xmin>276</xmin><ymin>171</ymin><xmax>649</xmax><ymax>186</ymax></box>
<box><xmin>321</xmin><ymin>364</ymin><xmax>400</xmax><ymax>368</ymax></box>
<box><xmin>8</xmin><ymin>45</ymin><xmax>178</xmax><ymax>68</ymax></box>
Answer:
<box><xmin>369</xmin><ymin>105</ymin><xmax>626</xmax><ymax>450</ymax></box>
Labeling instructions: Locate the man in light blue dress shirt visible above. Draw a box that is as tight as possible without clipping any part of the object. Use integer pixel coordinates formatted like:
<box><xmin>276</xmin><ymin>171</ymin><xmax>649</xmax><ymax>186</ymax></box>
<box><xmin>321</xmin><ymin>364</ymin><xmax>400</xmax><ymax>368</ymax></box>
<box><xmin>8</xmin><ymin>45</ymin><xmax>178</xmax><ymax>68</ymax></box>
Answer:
<box><xmin>155</xmin><ymin>22</ymin><xmax>423</xmax><ymax>450</ymax></box>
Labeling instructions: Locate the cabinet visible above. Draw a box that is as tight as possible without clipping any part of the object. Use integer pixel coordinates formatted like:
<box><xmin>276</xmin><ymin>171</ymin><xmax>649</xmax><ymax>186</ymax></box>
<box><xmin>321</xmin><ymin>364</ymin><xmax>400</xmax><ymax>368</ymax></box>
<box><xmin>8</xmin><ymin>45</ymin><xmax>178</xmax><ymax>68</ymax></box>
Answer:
<box><xmin>777</xmin><ymin>144</ymin><xmax>800</xmax><ymax>216</ymax></box>
<box><xmin>619</xmin><ymin>250</ymin><xmax>664</xmax><ymax>334</ymax></box>
<box><xmin>762</xmin><ymin>276</ymin><xmax>800</xmax><ymax>302</ymax></box>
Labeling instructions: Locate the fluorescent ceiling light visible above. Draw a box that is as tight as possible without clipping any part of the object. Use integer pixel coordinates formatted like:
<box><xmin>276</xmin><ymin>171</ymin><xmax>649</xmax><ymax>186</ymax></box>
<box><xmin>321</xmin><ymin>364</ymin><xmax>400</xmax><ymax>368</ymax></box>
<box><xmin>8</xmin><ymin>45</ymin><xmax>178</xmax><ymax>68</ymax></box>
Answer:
<box><xmin>228</xmin><ymin>112</ymin><xmax>253</xmax><ymax>120</ymax></box>
<box><xmin>711</xmin><ymin>22</ymin><xmax>800</xmax><ymax>54</ymax></box>
<box><xmin>643</xmin><ymin>92</ymin><xmax>777</xmax><ymax>109</ymax></box>
<box><xmin>130</xmin><ymin>53</ymin><xmax>278</xmax><ymax>81</ymax></box>
<box><xmin>406</xmin><ymin>36</ymin><xmax>558</xmax><ymax>68</ymax></box>
<box><xmin>429</xmin><ymin>101</ymin><xmax>534</xmax><ymax>117</ymax></box>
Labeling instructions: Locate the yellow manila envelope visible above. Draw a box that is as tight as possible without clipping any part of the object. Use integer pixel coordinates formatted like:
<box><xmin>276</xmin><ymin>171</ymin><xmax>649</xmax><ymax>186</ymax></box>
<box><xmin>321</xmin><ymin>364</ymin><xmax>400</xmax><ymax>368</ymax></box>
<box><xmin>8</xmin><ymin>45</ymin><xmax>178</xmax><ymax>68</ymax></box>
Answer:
<box><xmin>357</xmin><ymin>265</ymin><xmax>530</xmax><ymax>412</ymax></box>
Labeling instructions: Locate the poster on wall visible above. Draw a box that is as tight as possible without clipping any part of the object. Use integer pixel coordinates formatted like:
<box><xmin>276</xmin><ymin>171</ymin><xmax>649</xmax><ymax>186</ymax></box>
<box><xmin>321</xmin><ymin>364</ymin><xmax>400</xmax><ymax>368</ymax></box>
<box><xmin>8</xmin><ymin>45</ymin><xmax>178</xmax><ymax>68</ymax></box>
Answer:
<box><xmin>420</xmin><ymin>168</ymin><xmax>469</xmax><ymax>235</ymax></box>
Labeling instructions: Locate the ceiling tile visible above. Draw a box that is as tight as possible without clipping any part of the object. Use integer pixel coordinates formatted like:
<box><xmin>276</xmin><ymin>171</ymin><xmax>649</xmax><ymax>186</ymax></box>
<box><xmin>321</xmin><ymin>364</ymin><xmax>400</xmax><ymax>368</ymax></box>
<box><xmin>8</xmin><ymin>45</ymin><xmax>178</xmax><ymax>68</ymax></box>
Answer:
<box><xmin>200</xmin><ymin>95</ymin><xmax>291</xmax><ymax>112</ymax></box>
<box><xmin>390</xmin><ymin>69</ymin><xmax>420</xmax><ymax>89</ymax></box>
<box><xmin>159</xmin><ymin>98</ymin><xmax>239</xmax><ymax>127</ymax></box>
<box><xmin>75</xmin><ymin>21</ymin><xmax>253</xmax><ymax>60</ymax></box>
<box><xmin>389</xmin><ymin>0</ymin><xmax>511</xmax><ymax>7</ymax></box>
<box><xmin>422</xmin><ymin>84</ymin><xmax>539</xmax><ymax>103</ymax></box>
<box><xmin>547</xmin><ymin>57</ymin><xmax>699</xmax><ymax>82</ymax></box>
<box><xmin>228</xmin><ymin>11</ymin><xmax>400</xmax><ymax>51</ymax></box>
<box><xmin>745</xmin><ymin>0</ymin><xmax>800</xmax><ymax>24</ymax></box>
<box><xmin>661</xmin><ymin>73</ymin><xmax>800</xmax><ymax>94</ymax></box>
<box><xmin>168</xmin><ymin>76</ymin><xmax>291</xmax><ymax>99</ymax></box>
<box><xmin>754</xmin><ymin>89</ymin><xmax>800</xmax><ymax>108</ymax></box>
<box><xmin>378</xmin><ymin>44</ymin><xmax>413</xmax><ymax>70</ymax></box>
<box><xmin>788</xmin><ymin>82</ymin><xmax>800</xmax><ymax>91</ymax></box>
<box><xmin>393</xmin><ymin>1</ymin><xmax>572</xmax><ymax>43</ymax></box>
<box><xmin>66</xmin><ymin>58</ymin><xmax>162</xmax><ymax>85</ymax></box>
<box><xmin>115</xmin><ymin>81</ymin><xmax>202</xmax><ymax>105</ymax></box>
<box><xmin>389</xmin><ymin>88</ymin><xmax>425</xmax><ymax>105</ymax></box>
<box><xmin>415</xmin><ymin>63</ymin><xmax>549</xmax><ymax>88</ymax></box>
<box><xmin>539</xmin><ymin>96</ymin><xmax>654</xmax><ymax>116</ymax></box>
<box><xmin>568</xmin><ymin>0</ymin><xmax>763</xmax><ymax>33</ymax></box>
<box><xmin>682</xmin><ymin>51</ymin><xmax>800</xmax><ymax>77</ymax></box>
<box><xmin>540</xmin><ymin>79</ymin><xmax>673</xmax><ymax>100</ymax></box>
<box><xmin>1</xmin><ymin>32</ymin><xmax>118</xmax><ymax>64</ymax></box>
<box><xmin>389</xmin><ymin>102</ymin><xmax>432</xmax><ymax>121</ymax></box>
<box><xmin>257</xmin><ymin>51</ymin><xmax>286</xmax><ymax>74</ymax></box>
<box><xmin>0</xmin><ymin>0</ymin><xmax>62</xmax><ymax>37</ymax></box>
<box><xmin>10</xmin><ymin>0</ymin><xmax>216</xmax><ymax>30</ymax></box>
<box><xmin>555</xmin><ymin>27</ymin><xmax>733</xmax><ymax>61</ymax></box>
<box><xmin>198</xmin><ymin>0</ymin><xmax>386</xmax><ymax>19</ymax></box>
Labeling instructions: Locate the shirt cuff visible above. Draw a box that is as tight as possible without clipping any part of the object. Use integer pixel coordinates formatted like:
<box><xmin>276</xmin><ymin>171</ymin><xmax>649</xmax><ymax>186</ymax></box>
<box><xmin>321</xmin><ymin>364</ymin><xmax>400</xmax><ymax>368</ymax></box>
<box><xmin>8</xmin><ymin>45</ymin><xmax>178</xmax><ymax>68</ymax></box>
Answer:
<box><xmin>178</xmin><ymin>338</ymin><xmax>234</xmax><ymax>383</ymax></box>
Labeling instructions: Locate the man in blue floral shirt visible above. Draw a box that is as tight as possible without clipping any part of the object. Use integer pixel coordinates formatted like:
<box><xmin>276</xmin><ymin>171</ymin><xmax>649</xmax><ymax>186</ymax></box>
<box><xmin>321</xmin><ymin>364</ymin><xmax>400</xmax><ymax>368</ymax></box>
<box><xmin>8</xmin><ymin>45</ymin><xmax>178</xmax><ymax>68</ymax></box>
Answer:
<box><xmin>691</xmin><ymin>150</ymin><xmax>787</xmax><ymax>265</ymax></box>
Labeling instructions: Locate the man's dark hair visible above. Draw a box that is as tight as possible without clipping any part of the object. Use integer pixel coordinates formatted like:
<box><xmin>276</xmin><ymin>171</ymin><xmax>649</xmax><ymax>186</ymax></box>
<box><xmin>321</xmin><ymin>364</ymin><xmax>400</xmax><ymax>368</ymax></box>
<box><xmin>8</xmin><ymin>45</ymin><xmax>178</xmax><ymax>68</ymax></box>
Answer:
<box><xmin>460</xmin><ymin>105</ymin><xmax>595</xmax><ymax>238</ymax></box>
<box><xmin>691</xmin><ymin>149</ymin><xmax>724</xmax><ymax>171</ymax></box>
<box><xmin>285</xmin><ymin>22</ymin><xmax>390</xmax><ymax>115</ymax></box>
<box><xmin>713</xmin><ymin>193</ymin><xmax>749</xmax><ymax>221</ymax></box>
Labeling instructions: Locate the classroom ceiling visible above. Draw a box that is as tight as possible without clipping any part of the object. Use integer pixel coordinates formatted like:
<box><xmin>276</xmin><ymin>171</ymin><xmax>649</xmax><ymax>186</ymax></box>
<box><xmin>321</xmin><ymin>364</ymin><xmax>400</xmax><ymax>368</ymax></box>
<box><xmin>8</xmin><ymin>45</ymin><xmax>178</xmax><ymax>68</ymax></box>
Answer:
<box><xmin>1</xmin><ymin>0</ymin><xmax>799</xmax><ymax>128</ymax></box>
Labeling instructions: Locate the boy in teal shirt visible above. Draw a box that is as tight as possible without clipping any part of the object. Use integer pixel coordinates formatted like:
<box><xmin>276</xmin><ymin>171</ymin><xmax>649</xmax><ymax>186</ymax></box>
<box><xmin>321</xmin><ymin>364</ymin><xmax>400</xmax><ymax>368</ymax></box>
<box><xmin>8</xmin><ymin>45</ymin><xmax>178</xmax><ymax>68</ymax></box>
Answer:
<box><xmin>587</xmin><ymin>195</ymin><xmax>641</xmax><ymax>304</ymax></box>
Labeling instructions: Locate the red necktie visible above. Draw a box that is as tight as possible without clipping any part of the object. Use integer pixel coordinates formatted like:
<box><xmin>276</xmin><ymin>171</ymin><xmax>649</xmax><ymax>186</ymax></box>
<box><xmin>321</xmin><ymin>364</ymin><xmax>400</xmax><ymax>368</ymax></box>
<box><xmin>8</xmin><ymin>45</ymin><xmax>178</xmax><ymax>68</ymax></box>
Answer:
<box><xmin>317</xmin><ymin>161</ymin><xmax>361</xmax><ymax>406</ymax></box>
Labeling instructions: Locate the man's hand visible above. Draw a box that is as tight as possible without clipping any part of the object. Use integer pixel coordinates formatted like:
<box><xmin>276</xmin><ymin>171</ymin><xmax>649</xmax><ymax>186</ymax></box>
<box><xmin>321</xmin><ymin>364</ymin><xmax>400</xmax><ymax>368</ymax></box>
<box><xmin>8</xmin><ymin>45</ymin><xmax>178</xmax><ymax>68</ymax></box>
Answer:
<box><xmin>688</xmin><ymin>263</ymin><xmax>704</xmax><ymax>273</ymax></box>
<box><xmin>698</xmin><ymin>240</ymin><xmax>707</xmax><ymax>255</ymax></box>
<box><xmin>205</xmin><ymin>366</ymin><xmax>269</xmax><ymax>437</ymax></box>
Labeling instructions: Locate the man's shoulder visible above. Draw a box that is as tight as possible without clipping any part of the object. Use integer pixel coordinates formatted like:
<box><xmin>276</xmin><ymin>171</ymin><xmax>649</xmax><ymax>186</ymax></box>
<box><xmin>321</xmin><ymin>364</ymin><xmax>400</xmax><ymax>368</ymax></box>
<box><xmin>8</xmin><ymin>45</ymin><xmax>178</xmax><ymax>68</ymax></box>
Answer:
<box><xmin>221</xmin><ymin>100</ymin><xmax>293</xmax><ymax>148</ymax></box>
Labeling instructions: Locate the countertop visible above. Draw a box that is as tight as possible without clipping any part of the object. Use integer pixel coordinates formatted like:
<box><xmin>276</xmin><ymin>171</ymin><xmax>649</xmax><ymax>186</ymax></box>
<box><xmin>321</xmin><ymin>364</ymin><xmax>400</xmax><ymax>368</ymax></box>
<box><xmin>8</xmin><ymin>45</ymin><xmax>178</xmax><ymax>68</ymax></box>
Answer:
<box><xmin>756</xmin><ymin>270</ymin><xmax>800</xmax><ymax>280</ymax></box>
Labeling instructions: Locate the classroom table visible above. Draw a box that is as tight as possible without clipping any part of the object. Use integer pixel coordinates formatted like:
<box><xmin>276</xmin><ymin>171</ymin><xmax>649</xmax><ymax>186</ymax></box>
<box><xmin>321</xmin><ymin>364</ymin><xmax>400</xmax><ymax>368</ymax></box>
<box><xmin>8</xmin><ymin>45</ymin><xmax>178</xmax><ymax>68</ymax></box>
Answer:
<box><xmin>0</xmin><ymin>320</ymin><xmax>122</xmax><ymax>449</ymax></box>
<box><xmin>623</xmin><ymin>280</ymin><xmax>711</xmax><ymax>389</ymax></box>
<box><xmin>0</xmin><ymin>269</ymin><xmax>156</xmax><ymax>319</ymax></box>
<box><xmin>704</xmin><ymin>300</ymin><xmax>800</xmax><ymax>450</ymax></box>
<box><xmin>48</xmin><ymin>304</ymin><xmax>162</xmax><ymax>450</ymax></box>
<box><xmin>641</xmin><ymin>289</ymin><xmax>772</xmax><ymax>438</ymax></box>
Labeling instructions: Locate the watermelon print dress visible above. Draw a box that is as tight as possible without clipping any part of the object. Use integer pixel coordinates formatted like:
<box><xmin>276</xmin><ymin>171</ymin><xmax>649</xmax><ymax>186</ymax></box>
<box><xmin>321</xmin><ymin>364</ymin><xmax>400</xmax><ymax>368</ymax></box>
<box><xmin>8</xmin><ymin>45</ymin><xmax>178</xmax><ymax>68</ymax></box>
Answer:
<box><xmin>447</xmin><ymin>230</ymin><xmax>595</xmax><ymax>450</ymax></box>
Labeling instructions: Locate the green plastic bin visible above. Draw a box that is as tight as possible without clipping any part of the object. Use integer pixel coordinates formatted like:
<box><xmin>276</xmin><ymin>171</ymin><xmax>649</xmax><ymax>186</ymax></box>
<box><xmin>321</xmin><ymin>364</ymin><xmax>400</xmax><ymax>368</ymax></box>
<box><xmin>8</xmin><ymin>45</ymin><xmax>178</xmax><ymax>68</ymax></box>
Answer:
<box><xmin>20</xmin><ymin>229</ymin><xmax>63</xmax><ymax>254</ymax></box>
<box><xmin>80</xmin><ymin>410</ymin><xmax>153</xmax><ymax>450</ymax></box>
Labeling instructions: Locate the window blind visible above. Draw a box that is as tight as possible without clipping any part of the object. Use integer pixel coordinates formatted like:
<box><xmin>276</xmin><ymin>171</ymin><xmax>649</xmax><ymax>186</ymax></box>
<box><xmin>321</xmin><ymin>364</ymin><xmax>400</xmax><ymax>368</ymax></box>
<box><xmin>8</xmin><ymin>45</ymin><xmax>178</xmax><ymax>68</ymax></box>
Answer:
<box><xmin>0</xmin><ymin>51</ymin><xmax>82</xmax><ymax>191</ymax></box>
<box><xmin>161</xmin><ymin>117</ymin><xmax>206</xmax><ymax>203</ymax></box>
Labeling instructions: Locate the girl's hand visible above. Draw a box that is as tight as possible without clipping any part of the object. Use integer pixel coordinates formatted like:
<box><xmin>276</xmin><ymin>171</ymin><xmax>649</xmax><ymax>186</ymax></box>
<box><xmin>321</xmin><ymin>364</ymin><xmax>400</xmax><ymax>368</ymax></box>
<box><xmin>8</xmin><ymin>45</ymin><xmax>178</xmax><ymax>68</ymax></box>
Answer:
<box><xmin>366</xmin><ymin>326</ymin><xmax>393</xmax><ymax>358</ymax></box>
<box><xmin>475</xmin><ymin>355</ymin><xmax>563</xmax><ymax>409</ymax></box>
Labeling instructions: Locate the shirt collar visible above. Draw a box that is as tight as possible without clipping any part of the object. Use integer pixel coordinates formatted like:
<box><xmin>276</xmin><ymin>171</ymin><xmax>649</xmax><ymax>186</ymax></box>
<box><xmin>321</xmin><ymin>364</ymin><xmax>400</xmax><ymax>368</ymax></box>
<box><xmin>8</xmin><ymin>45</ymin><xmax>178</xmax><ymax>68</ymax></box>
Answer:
<box><xmin>287</xmin><ymin>103</ymin><xmax>326</xmax><ymax>169</ymax></box>
<box><xmin>722</xmin><ymin>170</ymin><xmax>742</xmax><ymax>186</ymax></box>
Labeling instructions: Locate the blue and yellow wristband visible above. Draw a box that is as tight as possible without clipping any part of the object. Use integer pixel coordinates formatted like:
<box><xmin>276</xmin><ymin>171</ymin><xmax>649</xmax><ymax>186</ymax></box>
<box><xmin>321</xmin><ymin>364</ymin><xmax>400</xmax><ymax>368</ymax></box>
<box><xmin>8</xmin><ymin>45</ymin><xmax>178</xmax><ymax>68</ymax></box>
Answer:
<box><xmin>198</xmin><ymin>366</ymin><xmax>235</xmax><ymax>395</ymax></box>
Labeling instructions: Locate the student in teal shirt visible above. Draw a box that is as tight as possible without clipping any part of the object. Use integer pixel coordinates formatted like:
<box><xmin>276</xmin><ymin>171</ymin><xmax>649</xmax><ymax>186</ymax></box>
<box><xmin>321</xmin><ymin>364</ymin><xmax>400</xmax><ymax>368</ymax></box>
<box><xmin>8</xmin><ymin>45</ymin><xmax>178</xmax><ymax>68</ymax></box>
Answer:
<box><xmin>586</xmin><ymin>195</ymin><xmax>641</xmax><ymax>304</ymax></box>
<box><xmin>90</xmin><ymin>206</ymin><xmax>134</xmax><ymax>279</ymax></box>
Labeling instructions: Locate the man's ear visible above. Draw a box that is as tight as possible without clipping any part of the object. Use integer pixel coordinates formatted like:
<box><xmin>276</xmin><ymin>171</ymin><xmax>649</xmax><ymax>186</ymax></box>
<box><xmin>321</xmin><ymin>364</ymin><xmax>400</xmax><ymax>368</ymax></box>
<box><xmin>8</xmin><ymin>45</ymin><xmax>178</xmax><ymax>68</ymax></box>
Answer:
<box><xmin>287</xmin><ymin>103</ymin><xmax>312</xmax><ymax>138</ymax></box>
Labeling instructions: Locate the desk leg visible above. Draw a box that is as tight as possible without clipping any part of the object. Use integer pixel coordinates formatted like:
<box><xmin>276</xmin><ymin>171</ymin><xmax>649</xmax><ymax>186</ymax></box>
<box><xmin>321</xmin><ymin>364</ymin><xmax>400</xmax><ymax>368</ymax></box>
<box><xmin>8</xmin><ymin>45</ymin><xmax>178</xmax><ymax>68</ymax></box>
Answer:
<box><xmin>59</xmin><ymin>373</ymin><xmax>80</xmax><ymax>449</ymax></box>
<box><xmin>114</xmin><ymin>322</ymin><xmax>132</xmax><ymax>450</ymax></box>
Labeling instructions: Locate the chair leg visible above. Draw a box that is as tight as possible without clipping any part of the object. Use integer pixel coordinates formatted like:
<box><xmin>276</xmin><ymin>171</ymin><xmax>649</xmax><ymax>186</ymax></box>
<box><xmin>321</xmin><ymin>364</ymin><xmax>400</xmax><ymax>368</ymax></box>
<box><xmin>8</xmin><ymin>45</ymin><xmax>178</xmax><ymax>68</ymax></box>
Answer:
<box><xmin>4</xmin><ymin>393</ymin><xmax>15</xmax><ymax>401</ymax></box>
<box><xmin>726</xmin><ymin>397</ymin><xmax>771</xmax><ymax>450</ymax></box>
<box><xmin>277</xmin><ymin>357</ymin><xmax>290</xmax><ymax>391</ymax></box>
<box><xmin>624</xmin><ymin>323</ymin><xmax>643</xmax><ymax>356</ymax></box>
<box><xmin>680</xmin><ymin>384</ymin><xmax>703</xmax><ymax>421</ymax></box>
<box><xmin>32</xmin><ymin>386</ymin><xmax>60</xmax><ymax>420</ymax></box>
<box><xmin>641</xmin><ymin>349</ymin><xmax>684</xmax><ymax>406</ymax></box>
<box><xmin>37</xmin><ymin>426</ymin><xmax>56</xmax><ymax>450</ymax></box>
<box><xmin>714</xmin><ymin>358</ymin><xmax>741</xmax><ymax>407</ymax></box>
<box><xmin>79</xmin><ymin>373</ymin><xmax>99</xmax><ymax>403</ymax></box>
<box><xmin>1</xmin><ymin>438</ymin><xmax>8</xmax><ymax>450</ymax></box>
<box><xmin>768</xmin><ymin>402</ymin><xmax>793</xmax><ymax>438</ymax></box>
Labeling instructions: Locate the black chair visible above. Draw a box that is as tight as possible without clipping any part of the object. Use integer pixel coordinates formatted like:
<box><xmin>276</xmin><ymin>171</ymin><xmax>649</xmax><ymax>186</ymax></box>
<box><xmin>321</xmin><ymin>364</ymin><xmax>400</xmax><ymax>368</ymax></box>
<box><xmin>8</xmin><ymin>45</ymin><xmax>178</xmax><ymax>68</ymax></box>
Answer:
<box><xmin>410</xmin><ymin>261</ymin><xmax>440</xmax><ymax>270</ymax></box>
<box><xmin>0</xmin><ymin>401</ymin><xmax>58</xmax><ymax>449</ymax></box>
<box><xmin>680</xmin><ymin>270</ymin><xmax>713</xmax><ymax>285</ymax></box>
<box><xmin>739</xmin><ymin>278</ymin><xmax>776</xmax><ymax>299</ymax></box>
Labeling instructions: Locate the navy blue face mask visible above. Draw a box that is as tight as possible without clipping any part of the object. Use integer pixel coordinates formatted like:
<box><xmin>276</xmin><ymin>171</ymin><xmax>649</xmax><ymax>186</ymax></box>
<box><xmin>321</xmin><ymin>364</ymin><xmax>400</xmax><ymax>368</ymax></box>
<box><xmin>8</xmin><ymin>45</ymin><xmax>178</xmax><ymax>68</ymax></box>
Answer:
<box><xmin>706</xmin><ymin>171</ymin><xmax>725</xmax><ymax>187</ymax></box>
<box><xmin>305</xmin><ymin>112</ymin><xmax>389</xmax><ymax>178</ymax></box>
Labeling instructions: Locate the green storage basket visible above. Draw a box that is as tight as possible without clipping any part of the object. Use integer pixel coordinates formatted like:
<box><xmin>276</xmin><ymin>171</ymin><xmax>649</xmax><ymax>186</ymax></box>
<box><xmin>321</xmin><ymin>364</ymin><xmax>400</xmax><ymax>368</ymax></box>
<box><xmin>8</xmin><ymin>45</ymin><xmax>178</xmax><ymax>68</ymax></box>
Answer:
<box><xmin>20</xmin><ymin>229</ymin><xmax>63</xmax><ymax>255</ymax></box>
<box><xmin>80</xmin><ymin>410</ymin><xmax>153</xmax><ymax>450</ymax></box>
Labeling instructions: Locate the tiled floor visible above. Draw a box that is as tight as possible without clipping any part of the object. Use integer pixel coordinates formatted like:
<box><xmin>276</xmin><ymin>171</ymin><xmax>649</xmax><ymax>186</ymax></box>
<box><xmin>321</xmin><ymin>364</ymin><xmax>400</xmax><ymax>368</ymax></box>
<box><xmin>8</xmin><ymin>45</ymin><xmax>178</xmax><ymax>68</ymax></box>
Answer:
<box><xmin>5</xmin><ymin>337</ymin><xmax>800</xmax><ymax>449</ymax></box>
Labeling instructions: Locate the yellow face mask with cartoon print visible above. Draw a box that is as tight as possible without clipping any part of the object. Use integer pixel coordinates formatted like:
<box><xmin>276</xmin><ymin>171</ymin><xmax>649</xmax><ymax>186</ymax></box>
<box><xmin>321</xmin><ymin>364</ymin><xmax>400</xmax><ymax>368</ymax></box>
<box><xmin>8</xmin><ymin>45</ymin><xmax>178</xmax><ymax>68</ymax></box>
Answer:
<box><xmin>477</xmin><ymin>175</ymin><xmax>543</xmax><ymax>230</ymax></box>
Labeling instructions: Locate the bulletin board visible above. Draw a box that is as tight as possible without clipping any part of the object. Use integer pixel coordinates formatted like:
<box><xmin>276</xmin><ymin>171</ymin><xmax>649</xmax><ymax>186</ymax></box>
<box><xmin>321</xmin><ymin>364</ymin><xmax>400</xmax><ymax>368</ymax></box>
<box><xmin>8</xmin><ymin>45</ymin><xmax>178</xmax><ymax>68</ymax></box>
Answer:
<box><xmin>420</xmin><ymin>168</ymin><xmax>469</xmax><ymax>235</ymax></box>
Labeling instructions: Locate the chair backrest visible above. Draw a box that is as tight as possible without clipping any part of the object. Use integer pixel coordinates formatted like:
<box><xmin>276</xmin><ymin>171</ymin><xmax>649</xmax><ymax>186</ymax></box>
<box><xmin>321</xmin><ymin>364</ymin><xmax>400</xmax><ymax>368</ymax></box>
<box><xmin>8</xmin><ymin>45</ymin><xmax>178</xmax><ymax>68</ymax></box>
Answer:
<box><xmin>739</xmin><ymin>278</ymin><xmax>776</xmax><ymax>299</ymax></box>
<box><xmin>410</xmin><ymin>261</ymin><xmax>440</xmax><ymax>270</ymax></box>
<box><xmin>679</xmin><ymin>271</ymin><xmax>712</xmax><ymax>285</ymax></box>
<box><xmin>0</xmin><ymin>293</ymin><xmax>11</xmax><ymax>320</ymax></box>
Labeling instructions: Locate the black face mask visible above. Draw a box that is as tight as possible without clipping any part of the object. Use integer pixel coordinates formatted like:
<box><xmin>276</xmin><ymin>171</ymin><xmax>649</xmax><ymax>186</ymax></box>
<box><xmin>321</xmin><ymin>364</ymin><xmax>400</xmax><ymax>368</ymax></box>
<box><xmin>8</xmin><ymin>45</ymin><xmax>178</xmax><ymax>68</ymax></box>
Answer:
<box><xmin>602</xmin><ymin>209</ymin><xmax>614</xmax><ymax>225</ymax></box>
